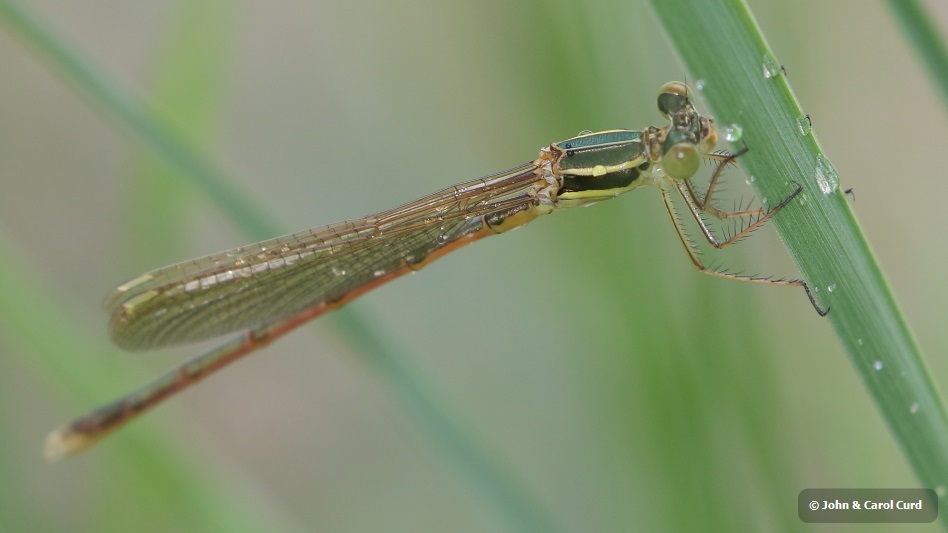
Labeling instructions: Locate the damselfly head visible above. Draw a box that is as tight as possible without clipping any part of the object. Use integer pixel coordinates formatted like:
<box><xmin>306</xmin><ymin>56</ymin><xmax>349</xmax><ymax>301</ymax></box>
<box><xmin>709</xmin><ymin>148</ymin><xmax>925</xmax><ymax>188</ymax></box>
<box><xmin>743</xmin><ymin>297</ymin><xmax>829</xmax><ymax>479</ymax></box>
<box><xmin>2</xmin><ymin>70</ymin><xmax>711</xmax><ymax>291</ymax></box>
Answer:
<box><xmin>656</xmin><ymin>81</ymin><xmax>717</xmax><ymax>180</ymax></box>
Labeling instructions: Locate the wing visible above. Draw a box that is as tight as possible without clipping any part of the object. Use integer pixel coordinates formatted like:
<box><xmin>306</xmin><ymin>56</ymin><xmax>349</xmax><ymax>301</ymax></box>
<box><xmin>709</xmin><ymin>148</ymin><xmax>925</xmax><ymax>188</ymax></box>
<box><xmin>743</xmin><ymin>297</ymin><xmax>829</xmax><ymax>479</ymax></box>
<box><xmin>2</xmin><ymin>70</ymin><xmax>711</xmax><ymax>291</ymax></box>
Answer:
<box><xmin>106</xmin><ymin>162</ymin><xmax>544</xmax><ymax>350</ymax></box>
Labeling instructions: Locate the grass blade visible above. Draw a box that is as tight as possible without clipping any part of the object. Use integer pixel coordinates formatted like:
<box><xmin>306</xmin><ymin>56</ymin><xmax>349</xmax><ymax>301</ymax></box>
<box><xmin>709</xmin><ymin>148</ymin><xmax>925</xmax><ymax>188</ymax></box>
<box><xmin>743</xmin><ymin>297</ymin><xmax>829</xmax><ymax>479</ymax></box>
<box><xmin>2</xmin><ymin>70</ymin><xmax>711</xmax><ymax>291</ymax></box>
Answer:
<box><xmin>651</xmin><ymin>0</ymin><xmax>948</xmax><ymax>522</ymax></box>
<box><xmin>884</xmin><ymin>0</ymin><xmax>948</xmax><ymax>108</ymax></box>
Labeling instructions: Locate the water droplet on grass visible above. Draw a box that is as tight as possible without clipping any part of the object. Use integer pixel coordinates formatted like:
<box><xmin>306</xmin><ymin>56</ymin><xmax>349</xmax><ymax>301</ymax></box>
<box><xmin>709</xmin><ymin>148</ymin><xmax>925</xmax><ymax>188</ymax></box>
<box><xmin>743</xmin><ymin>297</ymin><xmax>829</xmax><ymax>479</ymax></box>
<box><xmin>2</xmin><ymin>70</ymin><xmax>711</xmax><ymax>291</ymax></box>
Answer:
<box><xmin>722</xmin><ymin>123</ymin><xmax>743</xmax><ymax>142</ymax></box>
<box><xmin>762</xmin><ymin>55</ymin><xmax>781</xmax><ymax>79</ymax></box>
<box><xmin>814</xmin><ymin>155</ymin><xmax>839</xmax><ymax>194</ymax></box>
<box><xmin>797</xmin><ymin>115</ymin><xmax>812</xmax><ymax>136</ymax></box>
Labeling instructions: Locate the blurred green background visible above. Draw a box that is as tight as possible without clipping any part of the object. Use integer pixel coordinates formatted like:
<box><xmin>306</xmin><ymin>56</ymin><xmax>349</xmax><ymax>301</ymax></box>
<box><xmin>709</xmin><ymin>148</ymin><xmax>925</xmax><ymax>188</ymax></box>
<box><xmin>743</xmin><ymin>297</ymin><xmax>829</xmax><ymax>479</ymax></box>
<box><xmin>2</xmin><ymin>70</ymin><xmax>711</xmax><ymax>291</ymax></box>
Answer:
<box><xmin>1</xmin><ymin>0</ymin><xmax>946</xmax><ymax>531</ymax></box>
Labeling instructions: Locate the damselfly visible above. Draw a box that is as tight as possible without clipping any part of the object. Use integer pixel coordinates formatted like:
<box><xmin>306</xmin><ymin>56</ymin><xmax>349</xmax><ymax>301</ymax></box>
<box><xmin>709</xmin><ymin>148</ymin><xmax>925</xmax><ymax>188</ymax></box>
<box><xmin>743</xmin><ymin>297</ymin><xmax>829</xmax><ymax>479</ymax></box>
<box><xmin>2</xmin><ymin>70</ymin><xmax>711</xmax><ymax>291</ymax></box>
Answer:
<box><xmin>45</xmin><ymin>82</ymin><xmax>825</xmax><ymax>460</ymax></box>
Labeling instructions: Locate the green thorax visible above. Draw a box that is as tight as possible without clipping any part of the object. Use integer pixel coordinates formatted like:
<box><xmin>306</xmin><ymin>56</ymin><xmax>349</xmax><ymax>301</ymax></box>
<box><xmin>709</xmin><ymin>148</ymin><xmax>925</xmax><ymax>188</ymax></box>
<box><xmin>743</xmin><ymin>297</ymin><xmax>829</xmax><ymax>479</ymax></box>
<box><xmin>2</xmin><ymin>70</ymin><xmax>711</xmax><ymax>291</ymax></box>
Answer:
<box><xmin>550</xmin><ymin>128</ymin><xmax>657</xmax><ymax>205</ymax></box>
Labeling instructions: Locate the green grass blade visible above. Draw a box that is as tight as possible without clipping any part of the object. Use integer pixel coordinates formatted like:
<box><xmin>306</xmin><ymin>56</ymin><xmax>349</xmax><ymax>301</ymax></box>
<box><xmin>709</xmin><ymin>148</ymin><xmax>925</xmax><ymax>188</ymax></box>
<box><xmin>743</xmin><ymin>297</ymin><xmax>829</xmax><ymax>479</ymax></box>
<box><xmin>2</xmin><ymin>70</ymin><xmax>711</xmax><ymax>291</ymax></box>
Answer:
<box><xmin>651</xmin><ymin>0</ymin><xmax>948</xmax><ymax>521</ymax></box>
<box><xmin>884</xmin><ymin>0</ymin><xmax>948</xmax><ymax>108</ymax></box>
<box><xmin>0</xmin><ymin>1</ymin><xmax>558</xmax><ymax>530</ymax></box>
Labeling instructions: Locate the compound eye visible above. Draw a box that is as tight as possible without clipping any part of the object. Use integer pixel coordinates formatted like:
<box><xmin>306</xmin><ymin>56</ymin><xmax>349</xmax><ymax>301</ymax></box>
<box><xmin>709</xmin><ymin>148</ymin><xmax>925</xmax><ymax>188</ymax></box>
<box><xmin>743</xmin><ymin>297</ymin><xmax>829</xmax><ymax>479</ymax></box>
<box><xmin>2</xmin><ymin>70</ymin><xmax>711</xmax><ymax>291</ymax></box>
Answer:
<box><xmin>656</xmin><ymin>81</ymin><xmax>692</xmax><ymax>117</ymax></box>
<box><xmin>659</xmin><ymin>81</ymin><xmax>689</xmax><ymax>97</ymax></box>
<box><xmin>662</xmin><ymin>142</ymin><xmax>700</xmax><ymax>180</ymax></box>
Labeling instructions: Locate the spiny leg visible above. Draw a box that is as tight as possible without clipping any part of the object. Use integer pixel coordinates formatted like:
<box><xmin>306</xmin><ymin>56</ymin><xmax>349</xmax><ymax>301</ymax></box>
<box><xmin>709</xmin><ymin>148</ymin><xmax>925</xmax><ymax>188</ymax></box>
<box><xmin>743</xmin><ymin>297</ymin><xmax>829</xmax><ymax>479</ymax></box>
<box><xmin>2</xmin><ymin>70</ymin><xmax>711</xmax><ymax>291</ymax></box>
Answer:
<box><xmin>676</xmin><ymin>169</ymin><xmax>808</xmax><ymax>250</ymax></box>
<box><xmin>686</xmin><ymin>143</ymin><xmax>764</xmax><ymax>220</ymax></box>
<box><xmin>659</xmin><ymin>184</ymin><xmax>828</xmax><ymax>316</ymax></box>
<box><xmin>681</xmin><ymin>142</ymin><xmax>807</xmax><ymax>249</ymax></box>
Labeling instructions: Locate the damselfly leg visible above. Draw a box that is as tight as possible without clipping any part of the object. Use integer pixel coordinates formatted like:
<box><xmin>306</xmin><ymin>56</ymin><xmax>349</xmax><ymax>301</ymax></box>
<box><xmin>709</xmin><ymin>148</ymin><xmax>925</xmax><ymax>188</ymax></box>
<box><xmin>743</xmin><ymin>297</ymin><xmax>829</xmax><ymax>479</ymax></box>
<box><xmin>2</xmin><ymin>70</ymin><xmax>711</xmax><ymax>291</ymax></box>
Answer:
<box><xmin>660</xmin><ymin>146</ymin><xmax>828</xmax><ymax>316</ymax></box>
